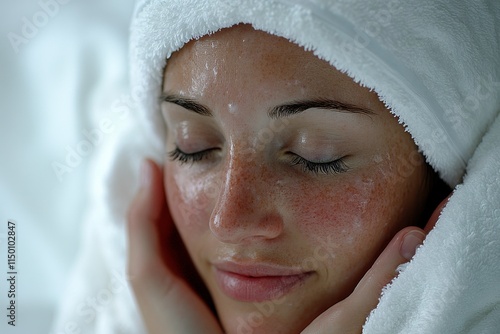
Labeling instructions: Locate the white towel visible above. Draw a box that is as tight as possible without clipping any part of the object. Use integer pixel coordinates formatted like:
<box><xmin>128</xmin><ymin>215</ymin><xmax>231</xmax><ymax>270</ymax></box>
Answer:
<box><xmin>52</xmin><ymin>0</ymin><xmax>500</xmax><ymax>333</ymax></box>
<box><xmin>365</xmin><ymin>112</ymin><xmax>500</xmax><ymax>333</ymax></box>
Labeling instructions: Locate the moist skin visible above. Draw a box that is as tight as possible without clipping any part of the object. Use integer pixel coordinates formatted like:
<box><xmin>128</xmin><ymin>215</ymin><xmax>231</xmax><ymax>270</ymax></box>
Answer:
<box><xmin>162</xmin><ymin>25</ymin><xmax>430</xmax><ymax>333</ymax></box>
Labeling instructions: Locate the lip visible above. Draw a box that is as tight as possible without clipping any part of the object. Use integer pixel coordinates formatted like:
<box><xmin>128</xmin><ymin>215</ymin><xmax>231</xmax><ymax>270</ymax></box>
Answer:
<box><xmin>212</xmin><ymin>261</ymin><xmax>312</xmax><ymax>302</ymax></box>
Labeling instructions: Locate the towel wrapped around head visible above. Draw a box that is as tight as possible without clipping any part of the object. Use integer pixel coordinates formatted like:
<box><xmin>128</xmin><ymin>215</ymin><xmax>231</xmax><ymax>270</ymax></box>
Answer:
<box><xmin>131</xmin><ymin>0</ymin><xmax>500</xmax><ymax>188</ymax></box>
<box><xmin>51</xmin><ymin>0</ymin><xmax>500</xmax><ymax>333</ymax></box>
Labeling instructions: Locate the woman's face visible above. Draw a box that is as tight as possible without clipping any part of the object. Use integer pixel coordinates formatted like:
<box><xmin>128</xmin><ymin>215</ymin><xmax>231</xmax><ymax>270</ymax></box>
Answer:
<box><xmin>162</xmin><ymin>25</ymin><xmax>430</xmax><ymax>333</ymax></box>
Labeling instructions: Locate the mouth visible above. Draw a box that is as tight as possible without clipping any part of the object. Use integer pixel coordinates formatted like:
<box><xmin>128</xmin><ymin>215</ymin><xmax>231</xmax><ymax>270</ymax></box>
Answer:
<box><xmin>212</xmin><ymin>261</ymin><xmax>313</xmax><ymax>303</ymax></box>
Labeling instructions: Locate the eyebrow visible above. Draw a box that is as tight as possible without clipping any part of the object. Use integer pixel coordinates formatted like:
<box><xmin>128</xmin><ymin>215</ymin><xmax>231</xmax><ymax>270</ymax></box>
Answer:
<box><xmin>268</xmin><ymin>98</ymin><xmax>375</xmax><ymax>119</ymax></box>
<box><xmin>160</xmin><ymin>93</ymin><xmax>375</xmax><ymax>118</ymax></box>
<box><xmin>160</xmin><ymin>93</ymin><xmax>212</xmax><ymax>116</ymax></box>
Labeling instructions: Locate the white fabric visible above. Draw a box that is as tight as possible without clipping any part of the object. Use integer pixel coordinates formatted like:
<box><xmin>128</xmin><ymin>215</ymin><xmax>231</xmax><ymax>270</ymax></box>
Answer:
<box><xmin>54</xmin><ymin>0</ymin><xmax>500</xmax><ymax>333</ymax></box>
<box><xmin>365</xmin><ymin>113</ymin><xmax>500</xmax><ymax>333</ymax></box>
<box><xmin>51</xmin><ymin>116</ymin><xmax>150</xmax><ymax>333</ymax></box>
<box><xmin>0</xmin><ymin>1</ymin><xmax>135</xmax><ymax>334</ymax></box>
<box><xmin>130</xmin><ymin>0</ymin><xmax>500</xmax><ymax>187</ymax></box>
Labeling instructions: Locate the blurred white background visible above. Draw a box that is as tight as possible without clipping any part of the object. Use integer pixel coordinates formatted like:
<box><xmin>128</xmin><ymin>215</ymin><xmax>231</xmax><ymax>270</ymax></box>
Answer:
<box><xmin>0</xmin><ymin>0</ymin><xmax>135</xmax><ymax>332</ymax></box>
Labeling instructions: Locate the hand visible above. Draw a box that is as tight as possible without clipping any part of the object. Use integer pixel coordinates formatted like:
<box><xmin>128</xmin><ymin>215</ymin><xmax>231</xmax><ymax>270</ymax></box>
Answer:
<box><xmin>301</xmin><ymin>195</ymin><xmax>451</xmax><ymax>334</ymax></box>
<box><xmin>126</xmin><ymin>159</ymin><xmax>223</xmax><ymax>334</ymax></box>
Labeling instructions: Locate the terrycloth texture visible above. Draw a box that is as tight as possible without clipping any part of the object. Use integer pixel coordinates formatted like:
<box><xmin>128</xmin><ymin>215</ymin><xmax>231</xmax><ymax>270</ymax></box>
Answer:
<box><xmin>131</xmin><ymin>0</ymin><xmax>500</xmax><ymax>187</ymax></box>
<box><xmin>53</xmin><ymin>0</ymin><xmax>500</xmax><ymax>333</ymax></box>
<box><xmin>364</xmin><ymin>113</ymin><xmax>500</xmax><ymax>333</ymax></box>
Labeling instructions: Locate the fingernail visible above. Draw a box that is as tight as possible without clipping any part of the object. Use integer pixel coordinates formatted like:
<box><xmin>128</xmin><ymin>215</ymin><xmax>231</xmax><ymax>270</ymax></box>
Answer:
<box><xmin>140</xmin><ymin>160</ymin><xmax>152</xmax><ymax>189</ymax></box>
<box><xmin>400</xmin><ymin>230</ymin><xmax>425</xmax><ymax>261</ymax></box>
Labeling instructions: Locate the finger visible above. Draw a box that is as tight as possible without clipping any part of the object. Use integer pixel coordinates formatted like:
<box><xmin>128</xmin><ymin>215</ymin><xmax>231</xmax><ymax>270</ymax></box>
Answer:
<box><xmin>126</xmin><ymin>159</ymin><xmax>186</xmax><ymax>332</ymax></box>
<box><xmin>350</xmin><ymin>227</ymin><xmax>426</xmax><ymax>315</ymax></box>
<box><xmin>302</xmin><ymin>227</ymin><xmax>426</xmax><ymax>334</ymax></box>
<box><xmin>424</xmin><ymin>194</ymin><xmax>452</xmax><ymax>234</ymax></box>
<box><xmin>127</xmin><ymin>159</ymin><xmax>171</xmax><ymax>284</ymax></box>
<box><xmin>126</xmin><ymin>159</ymin><xmax>223</xmax><ymax>334</ymax></box>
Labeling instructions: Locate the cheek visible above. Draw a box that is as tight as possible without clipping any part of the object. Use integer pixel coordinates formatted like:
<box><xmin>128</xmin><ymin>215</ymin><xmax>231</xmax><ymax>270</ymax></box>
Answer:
<box><xmin>289</xmin><ymin>140</ymin><xmax>429</xmax><ymax>263</ymax></box>
<box><xmin>285</xmin><ymin>176</ymin><xmax>377</xmax><ymax>244</ymax></box>
<box><xmin>165</xmin><ymin>163</ymin><xmax>220</xmax><ymax>233</ymax></box>
<box><xmin>284</xmin><ymin>172</ymin><xmax>407</xmax><ymax>270</ymax></box>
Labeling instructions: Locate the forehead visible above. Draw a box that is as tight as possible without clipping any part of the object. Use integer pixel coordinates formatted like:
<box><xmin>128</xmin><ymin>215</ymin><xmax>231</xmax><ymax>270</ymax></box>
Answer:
<box><xmin>164</xmin><ymin>25</ymin><xmax>337</xmax><ymax>87</ymax></box>
<box><xmin>169</xmin><ymin>25</ymin><xmax>319</xmax><ymax>68</ymax></box>
<box><xmin>163</xmin><ymin>24</ymin><xmax>385</xmax><ymax>112</ymax></box>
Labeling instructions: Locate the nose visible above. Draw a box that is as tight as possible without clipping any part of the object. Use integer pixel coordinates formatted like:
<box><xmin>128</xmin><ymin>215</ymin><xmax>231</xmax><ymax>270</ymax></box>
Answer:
<box><xmin>209</xmin><ymin>155</ymin><xmax>284</xmax><ymax>244</ymax></box>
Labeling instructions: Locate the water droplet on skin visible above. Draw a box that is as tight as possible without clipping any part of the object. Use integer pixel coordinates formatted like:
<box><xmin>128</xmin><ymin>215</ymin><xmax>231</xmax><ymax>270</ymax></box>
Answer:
<box><xmin>227</xmin><ymin>103</ymin><xmax>237</xmax><ymax>114</ymax></box>
<box><xmin>286</xmin><ymin>79</ymin><xmax>302</xmax><ymax>87</ymax></box>
<box><xmin>189</xmin><ymin>72</ymin><xmax>209</xmax><ymax>96</ymax></box>
<box><xmin>352</xmin><ymin>218</ymin><xmax>362</xmax><ymax>229</ymax></box>
<box><xmin>182</xmin><ymin>126</ymin><xmax>191</xmax><ymax>141</ymax></box>
<box><xmin>373</xmin><ymin>154</ymin><xmax>383</xmax><ymax>163</ymax></box>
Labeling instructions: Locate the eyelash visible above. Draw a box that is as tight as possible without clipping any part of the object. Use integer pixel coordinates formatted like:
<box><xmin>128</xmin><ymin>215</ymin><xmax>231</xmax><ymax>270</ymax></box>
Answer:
<box><xmin>168</xmin><ymin>147</ymin><xmax>214</xmax><ymax>164</ymax></box>
<box><xmin>169</xmin><ymin>147</ymin><xmax>349</xmax><ymax>175</ymax></box>
<box><xmin>290</xmin><ymin>155</ymin><xmax>349</xmax><ymax>175</ymax></box>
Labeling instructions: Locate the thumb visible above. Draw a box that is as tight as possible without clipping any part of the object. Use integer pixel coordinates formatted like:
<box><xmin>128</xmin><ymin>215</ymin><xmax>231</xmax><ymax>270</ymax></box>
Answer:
<box><xmin>424</xmin><ymin>194</ymin><xmax>452</xmax><ymax>234</ymax></box>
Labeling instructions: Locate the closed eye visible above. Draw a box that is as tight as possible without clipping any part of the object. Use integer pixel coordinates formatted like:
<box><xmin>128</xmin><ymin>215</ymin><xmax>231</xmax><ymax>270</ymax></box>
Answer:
<box><xmin>289</xmin><ymin>154</ymin><xmax>350</xmax><ymax>175</ymax></box>
<box><xmin>168</xmin><ymin>147</ymin><xmax>217</xmax><ymax>164</ymax></box>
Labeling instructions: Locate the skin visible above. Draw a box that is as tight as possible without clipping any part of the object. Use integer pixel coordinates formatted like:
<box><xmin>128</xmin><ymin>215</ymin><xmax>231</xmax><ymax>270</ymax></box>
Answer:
<box><xmin>128</xmin><ymin>160</ymin><xmax>447</xmax><ymax>334</ymax></box>
<box><xmin>160</xmin><ymin>25</ymin><xmax>432</xmax><ymax>333</ymax></box>
<box><xmin>131</xmin><ymin>25</ymin><xmax>438</xmax><ymax>333</ymax></box>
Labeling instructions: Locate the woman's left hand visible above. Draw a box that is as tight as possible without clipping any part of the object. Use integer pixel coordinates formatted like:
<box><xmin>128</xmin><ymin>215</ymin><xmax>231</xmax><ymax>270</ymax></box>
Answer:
<box><xmin>301</xmin><ymin>196</ymin><xmax>450</xmax><ymax>334</ymax></box>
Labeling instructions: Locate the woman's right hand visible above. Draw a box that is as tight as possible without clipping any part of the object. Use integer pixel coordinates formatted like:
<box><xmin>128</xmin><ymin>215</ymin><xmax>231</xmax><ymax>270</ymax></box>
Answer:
<box><xmin>127</xmin><ymin>159</ymin><xmax>223</xmax><ymax>334</ymax></box>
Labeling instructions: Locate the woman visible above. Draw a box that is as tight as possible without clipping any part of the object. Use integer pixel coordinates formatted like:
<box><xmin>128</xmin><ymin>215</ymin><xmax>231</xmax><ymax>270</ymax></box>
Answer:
<box><xmin>52</xmin><ymin>0</ymin><xmax>500</xmax><ymax>333</ymax></box>
<box><xmin>128</xmin><ymin>23</ymin><xmax>450</xmax><ymax>333</ymax></box>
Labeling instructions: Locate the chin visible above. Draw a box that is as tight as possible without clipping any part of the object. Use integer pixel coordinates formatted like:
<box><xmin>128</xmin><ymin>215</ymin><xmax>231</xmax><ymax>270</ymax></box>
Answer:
<box><xmin>219</xmin><ymin>310</ymin><xmax>310</xmax><ymax>334</ymax></box>
<box><xmin>212</xmin><ymin>291</ymin><xmax>333</xmax><ymax>334</ymax></box>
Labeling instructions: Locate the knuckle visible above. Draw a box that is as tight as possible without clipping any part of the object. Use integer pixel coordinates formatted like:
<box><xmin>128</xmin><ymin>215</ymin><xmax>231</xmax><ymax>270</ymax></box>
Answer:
<box><xmin>320</xmin><ymin>303</ymin><xmax>363</xmax><ymax>334</ymax></box>
<box><xmin>363</xmin><ymin>270</ymin><xmax>396</xmax><ymax>296</ymax></box>
<box><xmin>378</xmin><ymin>269</ymin><xmax>398</xmax><ymax>288</ymax></box>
